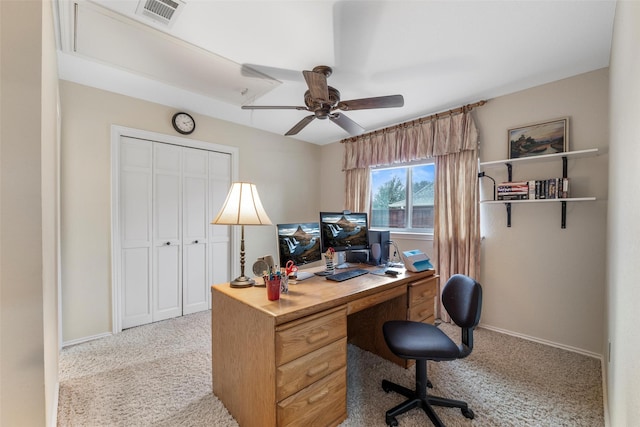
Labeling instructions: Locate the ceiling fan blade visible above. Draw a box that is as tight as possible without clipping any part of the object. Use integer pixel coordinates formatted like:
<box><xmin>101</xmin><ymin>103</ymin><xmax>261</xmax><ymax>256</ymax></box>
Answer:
<box><xmin>338</xmin><ymin>94</ymin><xmax>404</xmax><ymax>111</ymax></box>
<box><xmin>330</xmin><ymin>113</ymin><xmax>365</xmax><ymax>136</ymax></box>
<box><xmin>285</xmin><ymin>115</ymin><xmax>316</xmax><ymax>136</ymax></box>
<box><xmin>303</xmin><ymin>70</ymin><xmax>330</xmax><ymax>102</ymax></box>
<box><xmin>241</xmin><ymin>105</ymin><xmax>308</xmax><ymax>110</ymax></box>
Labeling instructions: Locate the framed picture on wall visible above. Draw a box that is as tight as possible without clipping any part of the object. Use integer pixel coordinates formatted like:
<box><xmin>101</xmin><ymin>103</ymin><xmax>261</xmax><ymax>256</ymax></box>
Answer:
<box><xmin>508</xmin><ymin>117</ymin><xmax>569</xmax><ymax>159</ymax></box>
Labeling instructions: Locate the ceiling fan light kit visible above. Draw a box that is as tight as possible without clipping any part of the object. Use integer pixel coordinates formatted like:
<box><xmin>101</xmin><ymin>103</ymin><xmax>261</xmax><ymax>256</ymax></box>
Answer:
<box><xmin>242</xmin><ymin>65</ymin><xmax>404</xmax><ymax>137</ymax></box>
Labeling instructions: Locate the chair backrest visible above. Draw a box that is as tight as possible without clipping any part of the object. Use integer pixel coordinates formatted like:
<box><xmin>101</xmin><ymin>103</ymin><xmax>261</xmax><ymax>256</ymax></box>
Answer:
<box><xmin>442</xmin><ymin>274</ymin><xmax>483</xmax><ymax>357</ymax></box>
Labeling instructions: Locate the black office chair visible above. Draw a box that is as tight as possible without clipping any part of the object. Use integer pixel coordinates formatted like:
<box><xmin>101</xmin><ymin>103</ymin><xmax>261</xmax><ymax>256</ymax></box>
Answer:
<box><xmin>381</xmin><ymin>274</ymin><xmax>483</xmax><ymax>427</ymax></box>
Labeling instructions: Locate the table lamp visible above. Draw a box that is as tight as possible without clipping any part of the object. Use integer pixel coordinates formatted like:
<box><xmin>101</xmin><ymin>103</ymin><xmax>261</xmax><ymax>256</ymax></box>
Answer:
<box><xmin>212</xmin><ymin>182</ymin><xmax>272</xmax><ymax>287</ymax></box>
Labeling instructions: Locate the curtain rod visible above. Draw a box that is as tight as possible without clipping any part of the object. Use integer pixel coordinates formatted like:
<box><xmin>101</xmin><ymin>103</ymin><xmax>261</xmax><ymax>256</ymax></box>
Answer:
<box><xmin>340</xmin><ymin>99</ymin><xmax>488</xmax><ymax>143</ymax></box>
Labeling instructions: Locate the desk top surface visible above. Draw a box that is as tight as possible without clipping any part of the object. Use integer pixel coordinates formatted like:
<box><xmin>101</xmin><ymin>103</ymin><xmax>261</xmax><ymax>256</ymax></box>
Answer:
<box><xmin>212</xmin><ymin>265</ymin><xmax>435</xmax><ymax>324</ymax></box>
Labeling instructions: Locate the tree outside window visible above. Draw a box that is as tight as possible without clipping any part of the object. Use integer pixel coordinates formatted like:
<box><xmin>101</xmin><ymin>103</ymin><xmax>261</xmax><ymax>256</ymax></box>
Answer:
<box><xmin>370</xmin><ymin>163</ymin><xmax>435</xmax><ymax>233</ymax></box>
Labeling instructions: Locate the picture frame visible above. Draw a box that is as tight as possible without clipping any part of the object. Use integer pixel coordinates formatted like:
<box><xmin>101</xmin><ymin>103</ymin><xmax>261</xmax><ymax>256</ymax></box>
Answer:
<box><xmin>508</xmin><ymin>117</ymin><xmax>569</xmax><ymax>159</ymax></box>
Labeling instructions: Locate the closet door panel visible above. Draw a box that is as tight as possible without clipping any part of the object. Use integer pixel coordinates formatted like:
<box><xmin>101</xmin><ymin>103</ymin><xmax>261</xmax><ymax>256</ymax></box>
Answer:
<box><xmin>182</xmin><ymin>148</ymin><xmax>209</xmax><ymax>314</ymax></box>
<box><xmin>120</xmin><ymin>137</ymin><xmax>153</xmax><ymax>328</ymax></box>
<box><xmin>153</xmin><ymin>144</ymin><xmax>182</xmax><ymax>321</ymax></box>
<box><xmin>122</xmin><ymin>248</ymin><xmax>151</xmax><ymax>326</ymax></box>
<box><xmin>155</xmin><ymin>243</ymin><xmax>181</xmax><ymax>313</ymax></box>
<box><xmin>209</xmin><ymin>152</ymin><xmax>232</xmax><ymax>296</ymax></box>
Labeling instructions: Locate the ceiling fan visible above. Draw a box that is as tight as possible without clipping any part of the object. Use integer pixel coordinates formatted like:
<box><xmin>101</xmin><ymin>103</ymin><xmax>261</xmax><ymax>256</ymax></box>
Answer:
<box><xmin>241</xmin><ymin>65</ymin><xmax>404</xmax><ymax>136</ymax></box>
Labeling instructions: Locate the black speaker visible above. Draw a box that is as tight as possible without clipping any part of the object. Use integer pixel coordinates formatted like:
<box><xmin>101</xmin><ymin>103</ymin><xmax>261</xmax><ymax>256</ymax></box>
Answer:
<box><xmin>368</xmin><ymin>230</ymin><xmax>390</xmax><ymax>264</ymax></box>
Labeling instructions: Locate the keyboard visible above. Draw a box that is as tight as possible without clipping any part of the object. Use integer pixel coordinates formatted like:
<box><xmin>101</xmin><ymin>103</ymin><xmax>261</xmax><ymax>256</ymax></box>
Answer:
<box><xmin>325</xmin><ymin>269</ymin><xmax>369</xmax><ymax>282</ymax></box>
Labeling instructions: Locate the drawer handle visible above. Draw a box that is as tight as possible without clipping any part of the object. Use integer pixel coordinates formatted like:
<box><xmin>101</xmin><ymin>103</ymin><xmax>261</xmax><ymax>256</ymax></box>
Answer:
<box><xmin>306</xmin><ymin>362</ymin><xmax>329</xmax><ymax>378</ymax></box>
<box><xmin>306</xmin><ymin>330</ymin><xmax>329</xmax><ymax>344</ymax></box>
<box><xmin>307</xmin><ymin>388</ymin><xmax>329</xmax><ymax>404</ymax></box>
<box><xmin>419</xmin><ymin>309</ymin><xmax>431</xmax><ymax>318</ymax></box>
<box><xmin>421</xmin><ymin>291</ymin><xmax>432</xmax><ymax>298</ymax></box>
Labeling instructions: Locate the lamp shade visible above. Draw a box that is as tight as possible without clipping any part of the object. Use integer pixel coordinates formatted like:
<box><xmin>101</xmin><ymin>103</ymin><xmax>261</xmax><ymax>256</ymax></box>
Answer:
<box><xmin>212</xmin><ymin>182</ymin><xmax>272</xmax><ymax>226</ymax></box>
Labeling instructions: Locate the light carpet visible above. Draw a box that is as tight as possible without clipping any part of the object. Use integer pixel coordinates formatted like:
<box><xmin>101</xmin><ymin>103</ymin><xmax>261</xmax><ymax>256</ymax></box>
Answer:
<box><xmin>58</xmin><ymin>310</ymin><xmax>603</xmax><ymax>426</ymax></box>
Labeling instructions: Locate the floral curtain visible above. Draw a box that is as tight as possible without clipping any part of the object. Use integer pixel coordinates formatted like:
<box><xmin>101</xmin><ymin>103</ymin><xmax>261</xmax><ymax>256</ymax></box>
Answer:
<box><xmin>342</xmin><ymin>111</ymin><xmax>480</xmax><ymax>321</ymax></box>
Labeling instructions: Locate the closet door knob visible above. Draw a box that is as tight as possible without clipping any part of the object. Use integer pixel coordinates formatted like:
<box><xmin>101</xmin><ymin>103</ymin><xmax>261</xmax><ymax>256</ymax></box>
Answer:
<box><xmin>193</xmin><ymin>240</ymin><xmax>199</xmax><ymax>244</ymax></box>
<box><xmin>165</xmin><ymin>242</ymin><xmax>171</xmax><ymax>246</ymax></box>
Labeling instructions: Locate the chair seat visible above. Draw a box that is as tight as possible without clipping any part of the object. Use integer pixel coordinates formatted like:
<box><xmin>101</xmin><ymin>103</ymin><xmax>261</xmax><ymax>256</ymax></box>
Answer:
<box><xmin>383</xmin><ymin>321</ymin><xmax>460</xmax><ymax>360</ymax></box>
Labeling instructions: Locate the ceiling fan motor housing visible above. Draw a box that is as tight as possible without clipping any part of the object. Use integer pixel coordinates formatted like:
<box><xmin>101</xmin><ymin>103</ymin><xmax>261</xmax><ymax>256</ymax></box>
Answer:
<box><xmin>305</xmin><ymin>87</ymin><xmax>340</xmax><ymax>119</ymax></box>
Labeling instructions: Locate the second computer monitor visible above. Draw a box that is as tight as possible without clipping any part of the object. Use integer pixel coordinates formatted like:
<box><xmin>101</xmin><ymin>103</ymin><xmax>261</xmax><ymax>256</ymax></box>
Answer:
<box><xmin>319</xmin><ymin>212</ymin><xmax>369</xmax><ymax>253</ymax></box>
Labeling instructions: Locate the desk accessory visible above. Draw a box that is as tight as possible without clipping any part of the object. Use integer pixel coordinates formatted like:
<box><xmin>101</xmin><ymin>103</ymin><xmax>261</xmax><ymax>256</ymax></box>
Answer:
<box><xmin>265</xmin><ymin>277</ymin><xmax>281</xmax><ymax>300</ymax></box>
<box><xmin>292</xmin><ymin>271</ymin><xmax>313</xmax><ymax>281</ymax></box>
<box><xmin>323</xmin><ymin>248</ymin><xmax>336</xmax><ymax>274</ymax></box>
<box><xmin>212</xmin><ymin>182</ymin><xmax>272</xmax><ymax>288</ymax></box>
<box><xmin>401</xmin><ymin>249</ymin><xmax>434</xmax><ymax>272</ymax></box>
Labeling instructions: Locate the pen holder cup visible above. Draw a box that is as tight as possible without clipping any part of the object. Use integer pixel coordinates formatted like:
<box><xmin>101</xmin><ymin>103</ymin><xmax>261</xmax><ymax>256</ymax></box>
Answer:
<box><xmin>324</xmin><ymin>254</ymin><xmax>336</xmax><ymax>274</ymax></box>
<box><xmin>266</xmin><ymin>278</ymin><xmax>281</xmax><ymax>301</ymax></box>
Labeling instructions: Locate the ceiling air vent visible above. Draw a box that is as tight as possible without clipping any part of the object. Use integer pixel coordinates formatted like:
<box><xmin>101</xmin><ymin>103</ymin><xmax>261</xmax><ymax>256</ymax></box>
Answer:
<box><xmin>136</xmin><ymin>0</ymin><xmax>185</xmax><ymax>27</ymax></box>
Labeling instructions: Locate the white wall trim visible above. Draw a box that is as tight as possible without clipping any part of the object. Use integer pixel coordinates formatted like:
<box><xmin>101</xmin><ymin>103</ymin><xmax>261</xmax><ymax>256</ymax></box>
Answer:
<box><xmin>62</xmin><ymin>331</ymin><xmax>113</xmax><ymax>348</ymax></box>
<box><xmin>110</xmin><ymin>125</ymin><xmax>239</xmax><ymax>334</ymax></box>
<box><xmin>602</xmin><ymin>356</ymin><xmax>610</xmax><ymax>427</ymax></box>
<box><xmin>479</xmin><ymin>323</ymin><xmax>603</xmax><ymax>360</ymax></box>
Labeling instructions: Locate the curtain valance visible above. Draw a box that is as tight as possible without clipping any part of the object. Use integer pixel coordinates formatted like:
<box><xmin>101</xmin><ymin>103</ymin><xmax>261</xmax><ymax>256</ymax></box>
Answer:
<box><xmin>342</xmin><ymin>111</ymin><xmax>479</xmax><ymax>171</ymax></box>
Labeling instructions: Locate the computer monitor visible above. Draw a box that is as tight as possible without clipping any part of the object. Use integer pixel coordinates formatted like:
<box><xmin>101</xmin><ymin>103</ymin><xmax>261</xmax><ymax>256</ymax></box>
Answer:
<box><xmin>276</xmin><ymin>222</ymin><xmax>322</xmax><ymax>267</ymax></box>
<box><xmin>319</xmin><ymin>211</ymin><xmax>370</xmax><ymax>253</ymax></box>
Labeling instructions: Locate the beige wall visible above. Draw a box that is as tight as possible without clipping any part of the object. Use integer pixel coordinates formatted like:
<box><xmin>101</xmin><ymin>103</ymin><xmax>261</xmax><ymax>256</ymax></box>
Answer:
<box><xmin>475</xmin><ymin>69</ymin><xmax>608</xmax><ymax>356</ymax></box>
<box><xmin>607</xmin><ymin>1</ymin><xmax>640</xmax><ymax>424</ymax></box>
<box><xmin>59</xmin><ymin>81</ymin><xmax>322</xmax><ymax>342</ymax></box>
<box><xmin>1</xmin><ymin>1</ymin><xmax>60</xmax><ymax>425</ymax></box>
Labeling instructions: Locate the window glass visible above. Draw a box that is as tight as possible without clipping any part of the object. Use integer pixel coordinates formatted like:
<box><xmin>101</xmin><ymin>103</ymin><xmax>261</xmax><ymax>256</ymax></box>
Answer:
<box><xmin>370</xmin><ymin>162</ymin><xmax>435</xmax><ymax>233</ymax></box>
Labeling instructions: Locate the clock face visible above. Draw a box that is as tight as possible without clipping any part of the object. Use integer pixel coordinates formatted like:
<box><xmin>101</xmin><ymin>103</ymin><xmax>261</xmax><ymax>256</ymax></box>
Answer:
<box><xmin>172</xmin><ymin>112</ymin><xmax>195</xmax><ymax>135</ymax></box>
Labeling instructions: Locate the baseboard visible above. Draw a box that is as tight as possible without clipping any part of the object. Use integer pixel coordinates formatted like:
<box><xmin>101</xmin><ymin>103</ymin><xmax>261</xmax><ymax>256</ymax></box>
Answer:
<box><xmin>62</xmin><ymin>331</ymin><xmax>112</xmax><ymax>348</ymax></box>
<box><xmin>479</xmin><ymin>323</ymin><xmax>603</xmax><ymax>360</ymax></box>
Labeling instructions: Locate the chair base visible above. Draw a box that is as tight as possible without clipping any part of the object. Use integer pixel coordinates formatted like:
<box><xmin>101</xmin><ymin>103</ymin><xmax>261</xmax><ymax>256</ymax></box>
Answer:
<box><xmin>381</xmin><ymin>379</ymin><xmax>474</xmax><ymax>427</ymax></box>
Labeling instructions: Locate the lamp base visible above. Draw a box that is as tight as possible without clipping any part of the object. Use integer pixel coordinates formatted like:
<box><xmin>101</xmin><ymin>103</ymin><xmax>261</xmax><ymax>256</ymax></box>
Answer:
<box><xmin>230</xmin><ymin>276</ymin><xmax>255</xmax><ymax>288</ymax></box>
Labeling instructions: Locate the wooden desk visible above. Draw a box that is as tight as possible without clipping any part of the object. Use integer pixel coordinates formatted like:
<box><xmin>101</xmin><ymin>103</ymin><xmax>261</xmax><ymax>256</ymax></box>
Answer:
<box><xmin>211</xmin><ymin>267</ymin><xmax>438</xmax><ymax>427</ymax></box>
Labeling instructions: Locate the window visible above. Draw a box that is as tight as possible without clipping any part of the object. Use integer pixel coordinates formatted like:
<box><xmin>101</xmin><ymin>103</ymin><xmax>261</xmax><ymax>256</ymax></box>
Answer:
<box><xmin>370</xmin><ymin>162</ymin><xmax>435</xmax><ymax>233</ymax></box>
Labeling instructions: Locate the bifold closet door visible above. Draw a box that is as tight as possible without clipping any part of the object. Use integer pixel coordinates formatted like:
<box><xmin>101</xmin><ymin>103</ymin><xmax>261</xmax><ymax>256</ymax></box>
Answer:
<box><xmin>153</xmin><ymin>143</ymin><xmax>183</xmax><ymax>322</ymax></box>
<box><xmin>118</xmin><ymin>136</ymin><xmax>232</xmax><ymax>328</ymax></box>
<box><xmin>208</xmin><ymin>151</ymin><xmax>232</xmax><ymax>301</ymax></box>
<box><xmin>182</xmin><ymin>148</ymin><xmax>209</xmax><ymax>314</ymax></box>
<box><xmin>120</xmin><ymin>137</ymin><xmax>153</xmax><ymax>329</ymax></box>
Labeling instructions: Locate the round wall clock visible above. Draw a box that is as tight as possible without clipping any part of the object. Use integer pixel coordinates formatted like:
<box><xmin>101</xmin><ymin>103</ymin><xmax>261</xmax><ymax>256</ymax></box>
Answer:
<box><xmin>171</xmin><ymin>112</ymin><xmax>196</xmax><ymax>135</ymax></box>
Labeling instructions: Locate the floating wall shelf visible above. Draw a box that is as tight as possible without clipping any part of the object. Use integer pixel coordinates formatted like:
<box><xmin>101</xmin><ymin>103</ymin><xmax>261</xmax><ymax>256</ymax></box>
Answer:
<box><xmin>479</xmin><ymin>148</ymin><xmax>602</xmax><ymax>228</ymax></box>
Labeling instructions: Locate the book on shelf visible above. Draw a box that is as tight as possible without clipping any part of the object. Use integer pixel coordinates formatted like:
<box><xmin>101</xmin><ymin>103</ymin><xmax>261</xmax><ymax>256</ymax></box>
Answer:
<box><xmin>497</xmin><ymin>194</ymin><xmax>529</xmax><ymax>200</ymax></box>
<box><xmin>560</xmin><ymin>177</ymin><xmax>570</xmax><ymax>198</ymax></box>
<box><xmin>496</xmin><ymin>178</ymin><xmax>570</xmax><ymax>200</ymax></box>
<box><xmin>547</xmin><ymin>178</ymin><xmax>557</xmax><ymax>199</ymax></box>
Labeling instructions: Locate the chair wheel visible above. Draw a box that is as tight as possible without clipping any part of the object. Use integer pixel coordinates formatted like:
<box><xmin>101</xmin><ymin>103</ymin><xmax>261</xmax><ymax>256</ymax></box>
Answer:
<box><xmin>381</xmin><ymin>380</ymin><xmax>392</xmax><ymax>393</ymax></box>
<box><xmin>462</xmin><ymin>407</ymin><xmax>475</xmax><ymax>419</ymax></box>
<box><xmin>386</xmin><ymin>415</ymin><xmax>398</xmax><ymax>426</ymax></box>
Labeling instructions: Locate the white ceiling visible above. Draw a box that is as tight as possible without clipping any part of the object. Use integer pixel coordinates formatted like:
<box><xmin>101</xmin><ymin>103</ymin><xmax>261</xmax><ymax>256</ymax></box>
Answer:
<box><xmin>54</xmin><ymin>0</ymin><xmax>616</xmax><ymax>145</ymax></box>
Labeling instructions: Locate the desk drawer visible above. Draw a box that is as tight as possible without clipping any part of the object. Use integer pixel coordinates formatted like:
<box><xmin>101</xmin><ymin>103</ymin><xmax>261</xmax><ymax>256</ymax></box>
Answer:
<box><xmin>276</xmin><ymin>308</ymin><xmax>347</xmax><ymax>365</ymax></box>
<box><xmin>409</xmin><ymin>278</ymin><xmax>437</xmax><ymax>307</ymax></box>
<box><xmin>277</xmin><ymin>338</ymin><xmax>346</xmax><ymax>401</ymax></box>
<box><xmin>409</xmin><ymin>299</ymin><xmax>435</xmax><ymax>322</ymax></box>
<box><xmin>277</xmin><ymin>366</ymin><xmax>347</xmax><ymax>427</ymax></box>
